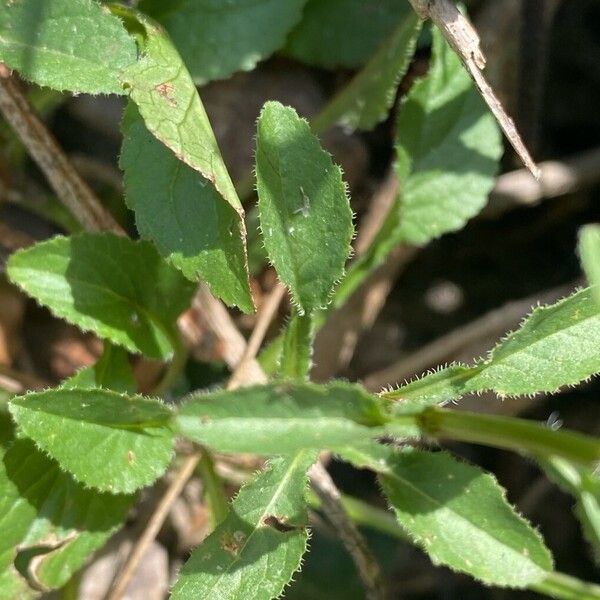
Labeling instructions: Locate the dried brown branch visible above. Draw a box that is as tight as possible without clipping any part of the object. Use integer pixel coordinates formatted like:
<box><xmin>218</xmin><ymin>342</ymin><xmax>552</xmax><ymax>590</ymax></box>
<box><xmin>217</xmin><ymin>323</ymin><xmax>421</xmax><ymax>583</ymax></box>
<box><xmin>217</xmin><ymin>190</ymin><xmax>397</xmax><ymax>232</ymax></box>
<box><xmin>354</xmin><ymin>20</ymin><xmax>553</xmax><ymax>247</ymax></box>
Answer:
<box><xmin>227</xmin><ymin>283</ymin><xmax>286</xmax><ymax>390</ymax></box>
<box><xmin>0</xmin><ymin>65</ymin><xmax>124</xmax><ymax>234</ymax></box>
<box><xmin>309</xmin><ymin>461</ymin><xmax>387</xmax><ymax>600</ymax></box>
<box><xmin>408</xmin><ymin>0</ymin><xmax>540</xmax><ymax>178</ymax></box>
<box><xmin>106</xmin><ymin>453</ymin><xmax>201</xmax><ymax>600</ymax></box>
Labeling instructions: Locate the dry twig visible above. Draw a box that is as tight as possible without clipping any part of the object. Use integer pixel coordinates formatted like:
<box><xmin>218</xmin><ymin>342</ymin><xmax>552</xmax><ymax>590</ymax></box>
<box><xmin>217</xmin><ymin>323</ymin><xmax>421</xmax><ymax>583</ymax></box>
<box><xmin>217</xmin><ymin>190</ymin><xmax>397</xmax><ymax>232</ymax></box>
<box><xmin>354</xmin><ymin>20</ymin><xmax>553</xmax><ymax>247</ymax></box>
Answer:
<box><xmin>408</xmin><ymin>0</ymin><xmax>539</xmax><ymax>178</ymax></box>
<box><xmin>309</xmin><ymin>461</ymin><xmax>387</xmax><ymax>600</ymax></box>
<box><xmin>106</xmin><ymin>453</ymin><xmax>201</xmax><ymax>600</ymax></box>
<box><xmin>0</xmin><ymin>65</ymin><xmax>124</xmax><ymax>234</ymax></box>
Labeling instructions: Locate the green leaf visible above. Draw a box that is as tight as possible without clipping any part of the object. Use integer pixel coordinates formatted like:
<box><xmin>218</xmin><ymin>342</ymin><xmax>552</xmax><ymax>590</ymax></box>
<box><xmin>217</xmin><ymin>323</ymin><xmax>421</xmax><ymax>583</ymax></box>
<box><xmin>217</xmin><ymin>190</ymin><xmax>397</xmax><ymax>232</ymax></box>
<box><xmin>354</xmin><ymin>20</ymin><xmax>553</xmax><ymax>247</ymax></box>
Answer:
<box><xmin>0</xmin><ymin>416</ymin><xmax>132</xmax><ymax>593</ymax></box>
<box><xmin>6</xmin><ymin>233</ymin><xmax>195</xmax><ymax>360</ymax></box>
<box><xmin>333</xmin><ymin>28</ymin><xmax>501</xmax><ymax>308</ymax></box>
<box><xmin>175</xmin><ymin>381</ymin><xmax>388</xmax><ymax>455</ymax></box>
<box><xmin>255</xmin><ymin>102</ymin><xmax>353</xmax><ymax>314</ymax></box>
<box><xmin>579</xmin><ymin>225</ymin><xmax>600</xmax><ymax>306</ymax></box>
<box><xmin>286</xmin><ymin>0</ymin><xmax>411</xmax><ymax>69</ymax></box>
<box><xmin>280</xmin><ymin>314</ymin><xmax>313</xmax><ymax>379</ymax></box>
<box><xmin>392</xmin><ymin>29</ymin><xmax>502</xmax><ymax>245</ymax></box>
<box><xmin>120</xmin><ymin>14</ymin><xmax>253</xmax><ymax>311</ymax></box>
<box><xmin>171</xmin><ymin>451</ymin><xmax>315</xmax><ymax>600</ymax></box>
<box><xmin>9</xmin><ymin>389</ymin><xmax>174</xmax><ymax>493</ymax></box>
<box><xmin>0</xmin><ymin>0</ymin><xmax>136</xmax><ymax>94</ymax></box>
<box><xmin>350</xmin><ymin>446</ymin><xmax>553</xmax><ymax>587</ymax></box>
<box><xmin>62</xmin><ymin>342</ymin><xmax>135</xmax><ymax>393</ymax></box>
<box><xmin>139</xmin><ymin>0</ymin><xmax>307</xmax><ymax>84</ymax></box>
<box><xmin>120</xmin><ymin>102</ymin><xmax>253</xmax><ymax>312</ymax></box>
<box><xmin>312</xmin><ymin>13</ymin><xmax>422</xmax><ymax>133</ymax></box>
<box><xmin>386</xmin><ymin>287</ymin><xmax>600</xmax><ymax>402</ymax></box>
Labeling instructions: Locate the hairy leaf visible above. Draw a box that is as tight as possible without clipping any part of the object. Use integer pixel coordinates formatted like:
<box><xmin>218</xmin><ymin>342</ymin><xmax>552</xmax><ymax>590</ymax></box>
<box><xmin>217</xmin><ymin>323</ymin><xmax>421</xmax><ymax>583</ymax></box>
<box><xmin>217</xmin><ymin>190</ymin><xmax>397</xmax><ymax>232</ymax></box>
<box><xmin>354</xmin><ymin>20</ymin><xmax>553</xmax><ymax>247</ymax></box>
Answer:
<box><xmin>176</xmin><ymin>381</ymin><xmax>388</xmax><ymax>454</ymax></box>
<box><xmin>6</xmin><ymin>233</ymin><xmax>194</xmax><ymax>359</ymax></box>
<box><xmin>121</xmin><ymin>16</ymin><xmax>253</xmax><ymax>311</ymax></box>
<box><xmin>344</xmin><ymin>445</ymin><xmax>553</xmax><ymax>587</ymax></box>
<box><xmin>120</xmin><ymin>102</ymin><xmax>252</xmax><ymax>311</ymax></box>
<box><xmin>386</xmin><ymin>287</ymin><xmax>600</xmax><ymax>402</ymax></box>
<box><xmin>9</xmin><ymin>389</ymin><xmax>174</xmax><ymax>493</ymax></box>
<box><xmin>0</xmin><ymin>0</ymin><xmax>136</xmax><ymax>94</ymax></box>
<box><xmin>172</xmin><ymin>451</ymin><xmax>314</xmax><ymax>599</ymax></box>
<box><xmin>312</xmin><ymin>13</ymin><xmax>422</xmax><ymax>132</ymax></box>
<box><xmin>0</xmin><ymin>417</ymin><xmax>132</xmax><ymax>592</ymax></box>
<box><xmin>62</xmin><ymin>342</ymin><xmax>135</xmax><ymax>393</ymax></box>
<box><xmin>579</xmin><ymin>224</ymin><xmax>600</xmax><ymax>306</ymax></box>
<box><xmin>256</xmin><ymin>102</ymin><xmax>353</xmax><ymax>314</ymax></box>
<box><xmin>286</xmin><ymin>0</ymin><xmax>410</xmax><ymax>69</ymax></box>
<box><xmin>139</xmin><ymin>0</ymin><xmax>307</xmax><ymax>84</ymax></box>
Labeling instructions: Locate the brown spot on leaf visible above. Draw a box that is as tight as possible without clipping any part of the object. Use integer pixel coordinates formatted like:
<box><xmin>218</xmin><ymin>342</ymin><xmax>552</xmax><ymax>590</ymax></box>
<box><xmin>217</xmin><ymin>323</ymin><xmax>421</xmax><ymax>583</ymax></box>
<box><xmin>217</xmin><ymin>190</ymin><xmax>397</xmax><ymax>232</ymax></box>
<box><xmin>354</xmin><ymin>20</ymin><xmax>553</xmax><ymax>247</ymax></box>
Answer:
<box><xmin>219</xmin><ymin>531</ymin><xmax>243</xmax><ymax>556</ymax></box>
<box><xmin>155</xmin><ymin>82</ymin><xmax>177</xmax><ymax>107</ymax></box>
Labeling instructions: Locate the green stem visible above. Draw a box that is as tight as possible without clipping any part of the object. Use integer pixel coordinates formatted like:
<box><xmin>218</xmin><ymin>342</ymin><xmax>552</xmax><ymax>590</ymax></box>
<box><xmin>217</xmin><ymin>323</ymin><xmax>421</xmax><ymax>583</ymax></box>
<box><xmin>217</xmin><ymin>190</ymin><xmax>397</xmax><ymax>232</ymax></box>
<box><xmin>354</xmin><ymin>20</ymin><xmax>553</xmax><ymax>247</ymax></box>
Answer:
<box><xmin>531</xmin><ymin>571</ymin><xmax>600</xmax><ymax>600</ymax></box>
<box><xmin>152</xmin><ymin>329</ymin><xmax>187</xmax><ymax>397</ymax></box>
<box><xmin>417</xmin><ymin>408</ymin><xmax>600</xmax><ymax>468</ymax></box>
<box><xmin>197</xmin><ymin>450</ymin><xmax>229</xmax><ymax>528</ymax></box>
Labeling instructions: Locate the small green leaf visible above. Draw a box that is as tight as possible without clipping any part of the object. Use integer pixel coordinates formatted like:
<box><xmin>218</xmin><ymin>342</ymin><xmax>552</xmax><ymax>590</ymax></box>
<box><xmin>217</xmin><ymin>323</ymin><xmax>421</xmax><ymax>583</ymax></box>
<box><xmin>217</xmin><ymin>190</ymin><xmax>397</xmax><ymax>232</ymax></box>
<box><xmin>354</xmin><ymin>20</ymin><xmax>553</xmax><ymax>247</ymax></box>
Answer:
<box><xmin>171</xmin><ymin>451</ymin><xmax>315</xmax><ymax>600</ymax></box>
<box><xmin>312</xmin><ymin>13</ymin><xmax>422</xmax><ymax>133</ymax></box>
<box><xmin>350</xmin><ymin>447</ymin><xmax>553</xmax><ymax>587</ymax></box>
<box><xmin>386</xmin><ymin>287</ymin><xmax>600</xmax><ymax>402</ymax></box>
<box><xmin>139</xmin><ymin>0</ymin><xmax>307</xmax><ymax>84</ymax></box>
<box><xmin>335</xmin><ymin>28</ymin><xmax>501</xmax><ymax>307</ymax></box>
<box><xmin>392</xmin><ymin>29</ymin><xmax>502</xmax><ymax>245</ymax></box>
<box><xmin>176</xmin><ymin>381</ymin><xmax>388</xmax><ymax>454</ymax></box>
<box><xmin>0</xmin><ymin>417</ymin><xmax>132</xmax><ymax>592</ymax></box>
<box><xmin>255</xmin><ymin>102</ymin><xmax>353</xmax><ymax>314</ymax></box>
<box><xmin>7</xmin><ymin>233</ymin><xmax>195</xmax><ymax>359</ymax></box>
<box><xmin>280</xmin><ymin>314</ymin><xmax>314</xmax><ymax>379</ymax></box>
<box><xmin>62</xmin><ymin>342</ymin><xmax>135</xmax><ymax>393</ymax></box>
<box><xmin>579</xmin><ymin>225</ymin><xmax>600</xmax><ymax>306</ymax></box>
<box><xmin>0</xmin><ymin>0</ymin><xmax>137</xmax><ymax>94</ymax></box>
<box><xmin>120</xmin><ymin>102</ymin><xmax>253</xmax><ymax>312</ymax></box>
<box><xmin>9</xmin><ymin>389</ymin><xmax>174</xmax><ymax>493</ymax></box>
<box><xmin>286</xmin><ymin>0</ymin><xmax>410</xmax><ymax>69</ymax></box>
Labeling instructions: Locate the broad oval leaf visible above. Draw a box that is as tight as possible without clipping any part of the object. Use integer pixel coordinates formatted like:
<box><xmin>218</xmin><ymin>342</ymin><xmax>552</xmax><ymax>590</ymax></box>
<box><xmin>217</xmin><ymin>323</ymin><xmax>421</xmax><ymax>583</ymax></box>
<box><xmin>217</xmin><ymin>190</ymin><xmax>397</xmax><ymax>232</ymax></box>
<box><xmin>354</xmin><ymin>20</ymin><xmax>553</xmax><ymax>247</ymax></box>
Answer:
<box><xmin>386</xmin><ymin>287</ymin><xmax>600</xmax><ymax>402</ymax></box>
<box><xmin>0</xmin><ymin>415</ymin><xmax>133</xmax><ymax>592</ymax></box>
<box><xmin>171</xmin><ymin>451</ymin><xmax>315</xmax><ymax>600</ymax></box>
<box><xmin>6</xmin><ymin>233</ymin><xmax>195</xmax><ymax>359</ymax></box>
<box><xmin>121</xmin><ymin>102</ymin><xmax>253</xmax><ymax>312</ymax></box>
<box><xmin>378</xmin><ymin>450</ymin><xmax>553</xmax><ymax>587</ymax></box>
<box><xmin>393</xmin><ymin>29</ymin><xmax>502</xmax><ymax>245</ymax></box>
<box><xmin>312</xmin><ymin>12</ymin><xmax>422</xmax><ymax>133</ymax></box>
<box><xmin>0</xmin><ymin>0</ymin><xmax>137</xmax><ymax>94</ymax></box>
<box><xmin>175</xmin><ymin>381</ymin><xmax>388</xmax><ymax>454</ymax></box>
<box><xmin>256</xmin><ymin>102</ymin><xmax>353</xmax><ymax>314</ymax></box>
<box><xmin>139</xmin><ymin>0</ymin><xmax>307</xmax><ymax>84</ymax></box>
<box><xmin>9</xmin><ymin>389</ymin><xmax>174</xmax><ymax>493</ymax></box>
<box><xmin>286</xmin><ymin>0</ymin><xmax>410</xmax><ymax>69</ymax></box>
